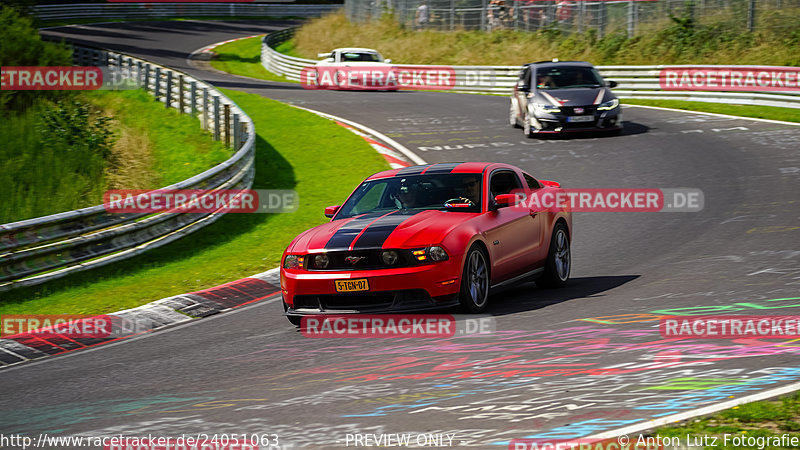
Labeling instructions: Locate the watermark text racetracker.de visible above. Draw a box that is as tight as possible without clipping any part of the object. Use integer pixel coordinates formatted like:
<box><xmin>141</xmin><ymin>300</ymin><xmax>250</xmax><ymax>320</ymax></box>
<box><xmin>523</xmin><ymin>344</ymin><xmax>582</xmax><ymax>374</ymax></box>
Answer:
<box><xmin>103</xmin><ymin>189</ymin><xmax>298</xmax><ymax>214</ymax></box>
<box><xmin>301</xmin><ymin>314</ymin><xmax>495</xmax><ymax>338</ymax></box>
<box><xmin>1</xmin><ymin>66</ymin><xmax>142</xmax><ymax>90</ymax></box>
<box><xmin>300</xmin><ymin>65</ymin><xmax>495</xmax><ymax>91</ymax></box>
<box><xmin>0</xmin><ymin>433</ymin><xmax>279</xmax><ymax>449</ymax></box>
<box><xmin>512</xmin><ymin>188</ymin><xmax>703</xmax><ymax>212</ymax></box>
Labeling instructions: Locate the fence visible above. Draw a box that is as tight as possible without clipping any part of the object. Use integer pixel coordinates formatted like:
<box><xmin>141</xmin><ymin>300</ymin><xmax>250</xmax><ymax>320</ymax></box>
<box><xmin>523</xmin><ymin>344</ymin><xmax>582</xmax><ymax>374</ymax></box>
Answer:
<box><xmin>262</xmin><ymin>28</ymin><xmax>800</xmax><ymax>105</ymax></box>
<box><xmin>345</xmin><ymin>0</ymin><xmax>799</xmax><ymax>37</ymax></box>
<box><xmin>32</xmin><ymin>3</ymin><xmax>341</xmax><ymax>21</ymax></box>
<box><xmin>0</xmin><ymin>45</ymin><xmax>257</xmax><ymax>292</ymax></box>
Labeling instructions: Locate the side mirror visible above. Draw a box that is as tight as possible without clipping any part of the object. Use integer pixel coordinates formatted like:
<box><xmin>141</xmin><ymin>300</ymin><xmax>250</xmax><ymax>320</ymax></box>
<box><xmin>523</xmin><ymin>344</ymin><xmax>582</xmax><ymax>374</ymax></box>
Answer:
<box><xmin>539</xmin><ymin>179</ymin><xmax>561</xmax><ymax>188</ymax></box>
<box><xmin>493</xmin><ymin>194</ymin><xmax>518</xmax><ymax>208</ymax></box>
<box><xmin>607</xmin><ymin>80</ymin><xmax>618</xmax><ymax>88</ymax></box>
<box><xmin>384</xmin><ymin>59</ymin><xmax>392</xmax><ymax>64</ymax></box>
<box><xmin>325</xmin><ymin>57</ymin><xmax>335</xmax><ymax>63</ymax></box>
<box><xmin>324</xmin><ymin>205</ymin><xmax>340</xmax><ymax>218</ymax></box>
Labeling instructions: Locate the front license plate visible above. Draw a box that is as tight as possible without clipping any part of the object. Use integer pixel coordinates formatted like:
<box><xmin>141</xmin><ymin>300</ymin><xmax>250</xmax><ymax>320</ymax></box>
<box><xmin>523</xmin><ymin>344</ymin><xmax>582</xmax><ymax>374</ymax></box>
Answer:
<box><xmin>567</xmin><ymin>115</ymin><xmax>595</xmax><ymax>123</ymax></box>
<box><xmin>335</xmin><ymin>278</ymin><xmax>369</xmax><ymax>293</ymax></box>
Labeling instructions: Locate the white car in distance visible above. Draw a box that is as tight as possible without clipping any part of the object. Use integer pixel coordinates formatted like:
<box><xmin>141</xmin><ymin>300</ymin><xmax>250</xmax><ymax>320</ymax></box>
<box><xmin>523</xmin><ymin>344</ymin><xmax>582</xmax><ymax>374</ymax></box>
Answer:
<box><xmin>313</xmin><ymin>48</ymin><xmax>397</xmax><ymax>90</ymax></box>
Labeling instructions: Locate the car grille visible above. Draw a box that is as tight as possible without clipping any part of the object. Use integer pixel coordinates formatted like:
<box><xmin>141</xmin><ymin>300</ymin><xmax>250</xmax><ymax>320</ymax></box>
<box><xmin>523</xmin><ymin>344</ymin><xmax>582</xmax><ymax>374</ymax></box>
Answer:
<box><xmin>307</xmin><ymin>249</ymin><xmax>414</xmax><ymax>271</ymax></box>
<box><xmin>561</xmin><ymin>105</ymin><xmax>597</xmax><ymax>115</ymax></box>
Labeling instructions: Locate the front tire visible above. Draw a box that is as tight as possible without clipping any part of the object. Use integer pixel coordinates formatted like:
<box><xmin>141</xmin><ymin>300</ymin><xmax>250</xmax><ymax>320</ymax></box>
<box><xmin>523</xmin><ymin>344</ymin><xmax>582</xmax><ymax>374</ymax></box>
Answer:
<box><xmin>523</xmin><ymin>112</ymin><xmax>535</xmax><ymax>138</ymax></box>
<box><xmin>536</xmin><ymin>223</ymin><xmax>570</xmax><ymax>288</ymax></box>
<box><xmin>510</xmin><ymin>101</ymin><xmax>520</xmax><ymax>128</ymax></box>
<box><xmin>459</xmin><ymin>246</ymin><xmax>490</xmax><ymax>313</ymax></box>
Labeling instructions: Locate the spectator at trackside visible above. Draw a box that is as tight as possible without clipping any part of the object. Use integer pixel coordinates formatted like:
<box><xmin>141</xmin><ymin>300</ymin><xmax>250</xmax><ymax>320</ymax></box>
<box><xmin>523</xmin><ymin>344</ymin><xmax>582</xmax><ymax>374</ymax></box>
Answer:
<box><xmin>556</xmin><ymin>0</ymin><xmax>573</xmax><ymax>25</ymax></box>
<box><xmin>415</xmin><ymin>0</ymin><xmax>429</xmax><ymax>30</ymax></box>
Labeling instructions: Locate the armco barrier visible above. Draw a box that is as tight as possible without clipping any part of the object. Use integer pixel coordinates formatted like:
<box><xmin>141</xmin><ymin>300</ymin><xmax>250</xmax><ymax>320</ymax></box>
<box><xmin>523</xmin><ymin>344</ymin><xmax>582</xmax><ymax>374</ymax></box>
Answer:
<box><xmin>0</xmin><ymin>45</ymin><xmax>256</xmax><ymax>292</ymax></box>
<box><xmin>262</xmin><ymin>29</ymin><xmax>800</xmax><ymax>108</ymax></box>
<box><xmin>32</xmin><ymin>3</ymin><xmax>341</xmax><ymax>21</ymax></box>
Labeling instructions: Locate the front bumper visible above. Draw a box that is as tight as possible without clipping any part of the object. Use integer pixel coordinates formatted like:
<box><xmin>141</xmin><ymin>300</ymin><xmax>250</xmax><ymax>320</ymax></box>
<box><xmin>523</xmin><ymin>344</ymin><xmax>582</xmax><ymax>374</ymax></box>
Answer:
<box><xmin>532</xmin><ymin>107</ymin><xmax>622</xmax><ymax>133</ymax></box>
<box><xmin>281</xmin><ymin>259</ymin><xmax>462</xmax><ymax>315</ymax></box>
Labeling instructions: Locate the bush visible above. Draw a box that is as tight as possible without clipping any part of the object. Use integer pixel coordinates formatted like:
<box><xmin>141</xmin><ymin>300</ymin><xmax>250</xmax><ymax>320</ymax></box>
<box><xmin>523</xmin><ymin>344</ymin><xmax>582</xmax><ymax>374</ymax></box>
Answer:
<box><xmin>0</xmin><ymin>6</ymin><xmax>73</xmax><ymax>112</ymax></box>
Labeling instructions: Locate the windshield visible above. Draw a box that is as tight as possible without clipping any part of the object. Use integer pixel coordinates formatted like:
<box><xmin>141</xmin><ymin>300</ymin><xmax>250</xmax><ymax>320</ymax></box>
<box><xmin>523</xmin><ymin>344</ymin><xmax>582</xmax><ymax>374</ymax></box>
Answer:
<box><xmin>336</xmin><ymin>173</ymin><xmax>483</xmax><ymax>219</ymax></box>
<box><xmin>535</xmin><ymin>66</ymin><xmax>604</xmax><ymax>89</ymax></box>
<box><xmin>341</xmin><ymin>52</ymin><xmax>382</xmax><ymax>63</ymax></box>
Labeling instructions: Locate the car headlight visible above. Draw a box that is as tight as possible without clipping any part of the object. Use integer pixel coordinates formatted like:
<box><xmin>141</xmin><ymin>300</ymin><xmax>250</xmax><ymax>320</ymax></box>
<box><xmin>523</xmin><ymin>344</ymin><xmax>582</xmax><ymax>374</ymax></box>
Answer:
<box><xmin>428</xmin><ymin>246</ymin><xmax>449</xmax><ymax>262</ymax></box>
<box><xmin>412</xmin><ymin>246</ymin><xmax>449</xmax><ymax>262</ymax></box>
<box><xmin>313</xmin><ymin>254</ymin><xmax>329</xmax><ymax>269</ymax></box>
<box><xmin>381</xmin><ymin>250</ymin><xmax>399</xmax><ymax>265</ymax></box>
<box><xmin>283</xmin><ymin>255</ymin><xmax>304</xmax><ymax>270</ymax></box>
<box><xmin>597</xmin><ymin>98</ymin><xmax>619</xmax><ymax>111</ymax></box>
<box><xmin>532</xmin><ymin>103</ymin><xmax>561</xmax><ymax>115</ymax></box>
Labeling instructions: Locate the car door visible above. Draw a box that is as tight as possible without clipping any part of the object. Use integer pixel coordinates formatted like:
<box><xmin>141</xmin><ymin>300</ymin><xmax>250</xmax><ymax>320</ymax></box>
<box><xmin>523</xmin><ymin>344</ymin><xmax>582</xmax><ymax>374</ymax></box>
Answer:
<box><xmin>483</xmin><ymin>169</ymin><xmax>540</xmax><ymax>283</ymax></box>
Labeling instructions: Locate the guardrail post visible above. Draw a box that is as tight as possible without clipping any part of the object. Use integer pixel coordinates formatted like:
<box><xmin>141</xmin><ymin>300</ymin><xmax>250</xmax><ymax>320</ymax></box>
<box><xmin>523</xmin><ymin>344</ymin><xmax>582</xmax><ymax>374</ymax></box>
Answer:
<box><xmin>166</xmin><ymin>71</ymin><xmax>173</xmax><ymax>108</ymax></box>
<box><xmin>154</xmin><ymin>67</ymin><xmax>161</xmax><ymax>100</ymax></box>
<box><xmin>179</xmin><ymin>75</ymin><xmax>185</xmax><ymax>114</ymax></box>
<box><xmin>202</xmin><ymin>88</ymin><xmax>209</xmax><ymax>130</ymax></box>
<box><xmin>224</xmin><ymin>104</ymin><xmax>231</xmax><ymax>148</ymax></box>
<box><xmin>191</xmin><ymin>81</ymin><xmax>197</xmax><ymax>116</ymax></box>
<box><xmin>136</xmin><ymin>61</ymin><xmax>143</xmax><ymax>87</ymax></box>
<box><xmin>214</xmin><ymin>96</ymin><xmax>221</xmax><ymax>141</ymax></box>
<box><xmin>233</xmin><ymin>113</ymin><xmax>240</xmax><ymax>151</ymax></box>
<box><xmin>747</xmin><ymin>0</ymin><xmax>756</xmax><ymax>32</ymax></box>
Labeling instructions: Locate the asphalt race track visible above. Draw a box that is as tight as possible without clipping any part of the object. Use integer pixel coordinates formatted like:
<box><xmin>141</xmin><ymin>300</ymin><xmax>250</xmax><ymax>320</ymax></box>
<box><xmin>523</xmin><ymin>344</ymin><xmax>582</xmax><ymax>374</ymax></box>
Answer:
<box><xmin>3</xmin><ymin>20</ymin><xmax>799</xmax><ymax>449</ymax></box>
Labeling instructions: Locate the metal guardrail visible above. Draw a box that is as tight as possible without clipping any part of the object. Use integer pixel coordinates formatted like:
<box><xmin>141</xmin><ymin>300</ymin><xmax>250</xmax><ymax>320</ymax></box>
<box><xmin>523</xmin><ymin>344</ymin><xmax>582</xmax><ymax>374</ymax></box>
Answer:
<box><xmin>32</xmin><ymin>3</ymin><xmax>341</xmax><ymax>21</ymax></box>
<box><xmin>0</xmin><ymin>46</ymin><xmax>257</xmax><ymax>292</ymax></box>
<box><xmin>262</xmin><ymin>29</ymin><xmax>800</xmax><ymax>108</ymax></box>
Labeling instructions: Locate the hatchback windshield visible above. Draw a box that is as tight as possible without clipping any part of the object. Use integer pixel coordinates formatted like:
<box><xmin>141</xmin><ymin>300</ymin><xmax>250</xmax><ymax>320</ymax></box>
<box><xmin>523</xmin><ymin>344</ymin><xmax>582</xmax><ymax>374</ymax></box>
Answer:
<box><xmin>336</xmin><ymin>173</ymin><xmax>483</xmax><ymax>219</ymax></box>
<box><xmin>535</xmin><ymin>66</ymin><xmax>604</xmax><ymax>89</ymax></box>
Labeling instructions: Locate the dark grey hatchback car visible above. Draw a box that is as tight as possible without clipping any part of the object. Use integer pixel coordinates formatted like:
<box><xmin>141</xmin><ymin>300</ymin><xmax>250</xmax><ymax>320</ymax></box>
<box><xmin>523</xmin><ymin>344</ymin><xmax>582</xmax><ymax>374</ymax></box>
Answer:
<box><xmin>509</xmin><ymin>60</ymin><xmax>622</xmax><ymax>136</ymax></box>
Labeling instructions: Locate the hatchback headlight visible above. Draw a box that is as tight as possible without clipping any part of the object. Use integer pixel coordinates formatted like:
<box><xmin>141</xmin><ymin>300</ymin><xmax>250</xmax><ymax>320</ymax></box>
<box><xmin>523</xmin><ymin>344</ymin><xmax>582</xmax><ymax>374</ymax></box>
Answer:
<box><xmin>597</xmin><ymin>98</ymin><xmax>619</xmax><ymax>111</ymax></box>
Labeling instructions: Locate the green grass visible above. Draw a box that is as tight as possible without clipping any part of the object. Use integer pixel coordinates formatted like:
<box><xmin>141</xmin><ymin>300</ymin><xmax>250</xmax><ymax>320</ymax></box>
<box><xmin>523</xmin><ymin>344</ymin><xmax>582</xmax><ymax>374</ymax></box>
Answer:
<box><xmin>651</xmin><ymin>392</ymin><xmax>800</xmax><ymax>449</ymax></box>
<box><xmin>0</xmin><ymin>90</ymin><xmax>229</xmax><ymax>223</ymax></box>
<box><xmin>89</xmin><ymin>90</ymin><xmax>231</xmax><ymax>186</ymax></box>
<box><xmin>290</xmin><ymin>10</ymin><xmax>800</xmax><ymax>66</ymax></box>
<box><xmin>0</xmin><ymin>91</ymin><xmax>389</xmax><ymax>315</ymax></box>
<box><xmin>209</xmin><ymin>35</ymin><xmax>295</xmax><ymax>83</ymax></box>
<box><xmin>622</xmin><ymin>99</ymin><xmax>800</xmax><ymax>124</ymax></box>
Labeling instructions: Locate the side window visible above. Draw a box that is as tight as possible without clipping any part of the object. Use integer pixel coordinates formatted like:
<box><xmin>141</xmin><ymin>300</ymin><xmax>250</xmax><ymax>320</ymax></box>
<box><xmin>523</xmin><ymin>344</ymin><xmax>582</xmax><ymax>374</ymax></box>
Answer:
<box><xmin>524</xmin><ymin>173</ymin><xmax>541</xmax><ymax>190</ymax></box>
<box><xmin>489</xmin><ymin>171</ymin><xmax>523</xmax><ymax>198</ymax></box>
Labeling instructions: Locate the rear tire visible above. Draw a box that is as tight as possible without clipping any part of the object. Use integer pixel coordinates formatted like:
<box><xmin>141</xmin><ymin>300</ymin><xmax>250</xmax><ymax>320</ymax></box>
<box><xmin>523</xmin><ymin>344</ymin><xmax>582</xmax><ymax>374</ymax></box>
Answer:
<box><xmin>536</xmin><ymin>223</ymin><xmax>571</xmax><ymax>288</ymax></box>
<box><xmin>459</xmin><ymin>246</ymin><xmax>490</xmax><ymax>313</ymax></box>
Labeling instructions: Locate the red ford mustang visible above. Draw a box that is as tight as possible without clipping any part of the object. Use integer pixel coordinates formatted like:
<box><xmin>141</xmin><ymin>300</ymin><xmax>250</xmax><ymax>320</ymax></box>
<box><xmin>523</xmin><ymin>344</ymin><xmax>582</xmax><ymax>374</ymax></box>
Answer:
<box><xmin>280</xmin><ymin>162</ymin><xmax>572</xmax><ymax>325</ymax></box>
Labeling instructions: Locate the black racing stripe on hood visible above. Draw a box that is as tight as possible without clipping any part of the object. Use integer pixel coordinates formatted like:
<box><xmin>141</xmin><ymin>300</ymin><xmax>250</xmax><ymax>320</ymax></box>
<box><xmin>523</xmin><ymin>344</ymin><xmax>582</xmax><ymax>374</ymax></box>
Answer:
<box><xmin>396</xmin><ymin>165</ymin><xmax>430</xmax><ymax>176</ymax></box>
<box><xmin>423</xmin><ymin>162</ymin><xmax>461</xmax><ymax>174</ymax></box>
<box><xmin>324</xmin><ymin>212</ymin><xmax>391</xmax><ymax>250</ymax></box>
<box><xmin>351</xmin><ymin>210</ymin><xmax>425</xmax><ymax>250</ymax></box>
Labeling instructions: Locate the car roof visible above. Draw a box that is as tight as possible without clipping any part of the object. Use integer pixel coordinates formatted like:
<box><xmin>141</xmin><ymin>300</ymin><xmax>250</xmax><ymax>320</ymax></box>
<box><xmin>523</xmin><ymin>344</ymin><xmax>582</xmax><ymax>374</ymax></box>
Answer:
<box><xmin>333</xmin><ymin>48</ymin><xmax>381</xmax><ymax>54</ymax></box>
<box><xmin>366</xmin><ymin>162</ymin><xmax>516</xmax><ymax>181</ymax></box>
<box><xmin>524</xmin><ymin>61</ymin><xmax>594</xmax><ymax>69</ymax></box>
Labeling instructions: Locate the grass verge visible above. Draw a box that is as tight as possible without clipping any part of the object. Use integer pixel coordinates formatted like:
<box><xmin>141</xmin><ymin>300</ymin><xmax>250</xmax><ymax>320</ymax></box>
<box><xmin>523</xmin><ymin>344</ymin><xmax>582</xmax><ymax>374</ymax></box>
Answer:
<box><xmin>622</xmin><ymin>99</ymin><xmax>800</xmax><ymax>124</ymax></box>
<box><xmin>290</xmin><ymin>11</ymin><xmax>800</xmax><ymax>66</ymax></box>
<box><xmin>209</xmin><ymin>35</ymin><xmax>294</xmax><ymax>83</ymax></box>
<box><xmin>649</xmin><ymin>392</ymin><xmax>800</xmax><ymax>449</ymax></box>
<box><xmin>0</xmin><ymin>89</ymin><xmax>229</xmax><ymax>223</ymax></box>
<box><xmin>0</xmin><ymin>91</ymin><xmax>389</xmax><ymax>315</ymax></box>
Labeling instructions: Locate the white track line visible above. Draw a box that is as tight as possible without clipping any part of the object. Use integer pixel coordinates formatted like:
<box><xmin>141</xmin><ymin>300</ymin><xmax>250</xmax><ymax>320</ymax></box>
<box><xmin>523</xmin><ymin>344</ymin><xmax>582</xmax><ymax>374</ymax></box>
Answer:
<box><xmin>586</xmin><ymin>380</ymin><xmax>800</xmax><ymax>441</ymax></box>
<box><xmin>625</xmin><ymin>103</ymin><xmax>800</xmax><ymax>126</ymax></box>
<box><xmin>291</xmin><ymin>106</ymin><xmax>427</xmax><ymax>166</ymax></box>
